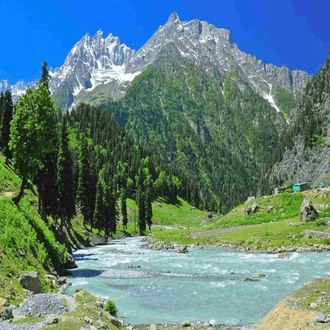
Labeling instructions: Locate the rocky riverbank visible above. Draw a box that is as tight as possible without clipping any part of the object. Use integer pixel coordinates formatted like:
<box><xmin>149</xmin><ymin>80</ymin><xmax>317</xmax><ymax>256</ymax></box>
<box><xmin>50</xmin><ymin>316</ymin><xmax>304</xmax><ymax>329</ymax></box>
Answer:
<box><xmin>0</xmin><ymin>288</ymin><xmax>123</xmax><ymax>330</ymax></box>
<box><xmin>141</xmin><ymin>237</ymin><xmax>189</xmax><ymax>253</ymax></box>
<box><xmin>131</xmin><ymin>321</ymin><xmax>256</xmax><ymax>330</ymax></box>
<box><xmin>198</xmin><ymin>241</ymin><xmax>330</xmax><ymax>254</ymax></box>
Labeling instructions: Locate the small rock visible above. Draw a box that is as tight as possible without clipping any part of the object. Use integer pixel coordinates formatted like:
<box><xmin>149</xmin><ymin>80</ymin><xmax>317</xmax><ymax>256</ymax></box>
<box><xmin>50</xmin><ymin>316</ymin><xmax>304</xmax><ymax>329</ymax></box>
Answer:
<box><xmin>45</xmin><ymin>274</ymin><xmax>57</xmax><ymax>283</ymax></box>
<box><xmin>0</xmin><ymin>297</ymin><xmax>10</xmax><ymax>314</ymax></box>
<box><xmin>46</xmin><ymin>317</ymin><xmax>58</xmax><ymax>324</ymax></box>
<box><xmin>2</xmin><ymin>306</ymin><xmax>14</xmax><ymax>319</ymax></box>
<box><xmin>84</xmin><ymin>316</ymin><xmax>93</xmax><ymax>324</ymax></box>
<box><xmin>98</xmin><ymin>311</ymin><xmax>104</xmax><ymax>318</ymax></box>
<box><xmin>150</xmin><ymin>324</ymin><xmax>158</xmax><ymax>330</ymax></box>
<box><xmin>315</xmin><ymin>313</ymin><xmax>326</xmax><ymax>323</ymax></box>
<box><xmin>106</xmin><ymin>313</ymin><xmax>121</xmax><ymax>327</ymax></box>
<box><xmin>100</xmin><ymin>323</ymin><xmax>108</xmax><ymax>330</ymax></box>
<box><xmin>57</xmin><ymin>277</ymin><xmax>67</xmax><ymax>285</ymax></box>
<box><xmin>209</xmin><ymin>319</ymin><xmax>217</xmax><ymax>326</ymax></box>
<box><xmin>74</xmin><ymin>288</ymin><xmax>83</xmax><ymax>293</ymax></box>
<box><xmin>96</xmin><ymin>301</ymin><xmax>104</xmax><ymax>308</ymax></box>
<box><xmin>182</xmin><ymin>320</ymin><xmax>190</xmax><ymax>327</ymax></box>
<box><xmin>310</xmin><ymin>302</ymin><xmax>318</xmax><ymax>309</ymax></box>
<box><xmin>252</xmin><ymin>273</ymin><xmax>265</xmax><ymax>279</ymax></box>
<box><xmin>90</xmin><ymin>326</ymin><xmax>97</xmax><ymax>330</ymax></box>
<box><xmin>278</xmin><ymin>252</ymin><xmax>290</xmax><ymax>259</ymax></box>
<box><xmin>266</xmin><ymin>206</ymin><xmax>273</xmax><ymax>213</ymax></box>
<box><xmin>126</xmin><ymin>326</ymin><xmax>134</xmax><ymax>330</ymax></box>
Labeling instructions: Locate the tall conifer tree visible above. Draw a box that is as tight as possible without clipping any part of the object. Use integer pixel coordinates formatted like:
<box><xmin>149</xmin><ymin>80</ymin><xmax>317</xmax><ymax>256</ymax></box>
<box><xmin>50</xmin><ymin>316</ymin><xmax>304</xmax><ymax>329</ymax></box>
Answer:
<box><xmin>57</xmin><ymin>114</ymin><xmax>75</xmax><ymax>228</ymax></box>
<box><xmin>0</xmin><ymin>90</ymin><xmax>13</xmax><ymax>159</ymax></box>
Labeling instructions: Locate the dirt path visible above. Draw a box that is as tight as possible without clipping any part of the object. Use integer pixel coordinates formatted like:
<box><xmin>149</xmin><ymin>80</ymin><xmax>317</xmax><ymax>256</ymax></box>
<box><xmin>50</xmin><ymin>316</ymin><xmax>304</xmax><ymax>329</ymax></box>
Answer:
<box><xmin>189</xmin><ymin>224</ymin><xmax>262</xmax><ymax>238</ymax></box>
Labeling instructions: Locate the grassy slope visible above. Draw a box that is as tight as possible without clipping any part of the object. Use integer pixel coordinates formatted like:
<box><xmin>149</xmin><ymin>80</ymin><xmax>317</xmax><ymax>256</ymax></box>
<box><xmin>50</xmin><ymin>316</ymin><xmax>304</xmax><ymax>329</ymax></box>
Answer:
<box><xmin>126</xmin><ymin>197</ymin><xmax>207</xmax><ymax>228</ymax></box>
<box><xmin>151</xmin><ymin>189</ymin><xmax>330</xmax><ymax>251</ymax></box>
<box><xmin>0</xmin><ymin>155</ymin><xmax>68</xmax><ymax>304</ymax></box>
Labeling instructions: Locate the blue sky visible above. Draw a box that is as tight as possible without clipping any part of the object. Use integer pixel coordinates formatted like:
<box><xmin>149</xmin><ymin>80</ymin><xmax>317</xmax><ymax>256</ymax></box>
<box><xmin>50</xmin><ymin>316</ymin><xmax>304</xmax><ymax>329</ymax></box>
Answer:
<box><xmin>1</xmin><ymin>0</ymin><xmax>329</xmax><ymax>84</ymax></box>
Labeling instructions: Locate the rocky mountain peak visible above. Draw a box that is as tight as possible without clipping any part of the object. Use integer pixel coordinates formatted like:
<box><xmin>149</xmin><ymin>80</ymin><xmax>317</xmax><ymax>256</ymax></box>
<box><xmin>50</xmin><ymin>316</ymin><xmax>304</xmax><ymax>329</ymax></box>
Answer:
<box><xmin>2</xmin><ymin>14</ymin><xmax>309</xmax><ymax>109</ymax></box>
<box><xmin>166</xmin><ymin>12</ymin><xmax>180</xmax><ymax>25</ymax></box>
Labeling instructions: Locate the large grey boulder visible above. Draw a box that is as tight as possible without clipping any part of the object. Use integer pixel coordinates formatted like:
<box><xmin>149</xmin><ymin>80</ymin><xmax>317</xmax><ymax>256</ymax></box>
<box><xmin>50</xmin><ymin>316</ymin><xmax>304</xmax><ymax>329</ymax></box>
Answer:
<box><xmin>19</xmin><ymin>271</ymin><xmax>42</xmax><ymax>293</ymax></box>
<box><xmin>299</xmin><ymin>199</ymin><xmax>318</xmax><ymax>222</ymax></box>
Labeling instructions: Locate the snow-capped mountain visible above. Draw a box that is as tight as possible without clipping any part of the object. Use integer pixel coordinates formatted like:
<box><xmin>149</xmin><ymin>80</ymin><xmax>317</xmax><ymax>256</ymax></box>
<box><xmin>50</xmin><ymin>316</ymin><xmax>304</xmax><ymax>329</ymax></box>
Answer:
<box><xmin>126</xmin><ymin>12</ymin><xmax>309</xmax><ymax>102</ymax></box>
<box><xmin>1</xmin><ymin>12</ymin><xmax>309</xmax><ymax>109</ymax></box>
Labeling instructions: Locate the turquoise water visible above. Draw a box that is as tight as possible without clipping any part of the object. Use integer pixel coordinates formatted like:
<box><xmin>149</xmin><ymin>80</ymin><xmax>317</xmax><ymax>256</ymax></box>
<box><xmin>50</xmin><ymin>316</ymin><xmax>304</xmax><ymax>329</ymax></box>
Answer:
<box><xmin>67</xmin><ymin>238</ymin><xmax>330</xmax><ymax>325</ymax></box>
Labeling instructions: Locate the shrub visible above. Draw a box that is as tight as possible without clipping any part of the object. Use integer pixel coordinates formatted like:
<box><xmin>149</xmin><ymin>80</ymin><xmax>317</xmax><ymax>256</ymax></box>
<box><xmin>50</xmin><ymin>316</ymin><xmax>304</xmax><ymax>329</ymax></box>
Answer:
<box><xmin>104</xmin><ymin>299</ymin><xmax>117</xmax><ymax>316</ymax></box>
<box><xmin>315</xmin><ymin>219</ymin><xmax>326</xmax><ymax>227</ymax></box>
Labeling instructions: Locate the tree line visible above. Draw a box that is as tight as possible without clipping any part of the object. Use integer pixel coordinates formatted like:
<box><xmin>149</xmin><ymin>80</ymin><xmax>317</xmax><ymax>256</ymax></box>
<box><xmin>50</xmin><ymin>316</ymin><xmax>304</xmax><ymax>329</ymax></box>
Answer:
<box><xmin>0</xmin><ymin>62</ymin><xmax>211</xmax><ymax>235</ymax></box>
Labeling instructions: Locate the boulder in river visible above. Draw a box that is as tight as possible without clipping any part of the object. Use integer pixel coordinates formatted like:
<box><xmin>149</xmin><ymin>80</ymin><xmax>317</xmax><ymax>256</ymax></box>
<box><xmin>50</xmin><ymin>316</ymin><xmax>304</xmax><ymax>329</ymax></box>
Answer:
<box><xmin>90</xmin><ymin>235</ymin><xmax>107</xmax><ymax>246</ymax></box>
<box><xmin>19</xmin><ymin>271</ymin><xmax>42</xmax><ymax>293</ymax></box>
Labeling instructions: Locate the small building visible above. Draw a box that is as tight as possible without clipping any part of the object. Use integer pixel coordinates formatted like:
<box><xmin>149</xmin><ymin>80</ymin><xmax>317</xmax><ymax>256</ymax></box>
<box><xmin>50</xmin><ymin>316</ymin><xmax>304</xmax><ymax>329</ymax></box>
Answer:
<box><xmin>293</xmin><ymin>182</ymin><xmax>310</xmax><ymax>191</ymax></box>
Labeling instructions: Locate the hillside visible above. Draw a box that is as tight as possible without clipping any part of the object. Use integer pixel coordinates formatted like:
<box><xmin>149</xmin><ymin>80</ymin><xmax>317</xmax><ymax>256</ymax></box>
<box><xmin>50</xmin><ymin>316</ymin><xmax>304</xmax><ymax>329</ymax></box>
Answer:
<box><xmin>98</xmin><ymin>49</ymin><xmax>287</xmax><ymax>210</ymax></box>
<box><xmin>0</xmin><ymin>155</ymin><xmax>67</xmax><ymax>303</ymax></box>
<box><xmin>150</xmin><ymin>188</ymin><xmax>330</xmax><ymax>253</ymax></box>
<box><xmin>258</xmin><ymin>55</ymin><xmax>330</xmax><ymax>192</ymax></box>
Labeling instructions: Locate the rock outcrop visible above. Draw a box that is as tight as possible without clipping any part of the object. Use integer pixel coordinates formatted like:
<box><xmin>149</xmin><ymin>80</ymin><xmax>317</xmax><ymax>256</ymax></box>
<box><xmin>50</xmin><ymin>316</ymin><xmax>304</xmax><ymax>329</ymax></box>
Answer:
<box><xmin>19</xmin><ymin>271</ymin><xmax>42</xmax><ymax>293</ymax></box>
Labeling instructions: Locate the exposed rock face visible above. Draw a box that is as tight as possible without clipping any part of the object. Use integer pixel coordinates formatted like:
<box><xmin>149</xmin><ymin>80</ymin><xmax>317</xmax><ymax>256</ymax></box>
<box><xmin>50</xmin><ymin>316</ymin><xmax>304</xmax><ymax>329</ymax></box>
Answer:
<box><xmin>273</xmin><ymin>133</ymin><xmax>330</xmax><ymax>186</ymax></box>
<box><xmin>299</xmin><ymin>199</ymin><xmax>318</xmax><ymax>222</ymax></box>
<box><xmin>19</xmin><ymin>272</ymin><xmax>42</xmax><ymax>293</ymax></box>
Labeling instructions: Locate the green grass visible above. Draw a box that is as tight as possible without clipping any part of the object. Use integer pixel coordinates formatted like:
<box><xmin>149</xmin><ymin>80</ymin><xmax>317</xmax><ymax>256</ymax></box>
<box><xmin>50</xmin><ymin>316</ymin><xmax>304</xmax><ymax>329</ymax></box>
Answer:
<box><xmin>126</xmin><ymin>197</ymin><xmax>208</xmax><ymax>228</ymax></box>
<box><xmin>150</xmin><ymin>189</ymin><xmax>330</xmax><ymax>252</ymax></box>
<box><xmin>211</xmin><ymin>189</ymin><xmax>304</xmax><ymax>228</ymax></box>
<box><xmin>0</xmin><ymin>155</ymin><xmax>67</xmax><ymax>304</ymax></box>
<box><xmin>293</xmin><ymin>277</ymin><xmax>330</xmax><ymax>314</ymax></box>
<box><xmin>16</xmin><ymin>316</ymin><xmax>46</xmax><ymax>324</ymax></box>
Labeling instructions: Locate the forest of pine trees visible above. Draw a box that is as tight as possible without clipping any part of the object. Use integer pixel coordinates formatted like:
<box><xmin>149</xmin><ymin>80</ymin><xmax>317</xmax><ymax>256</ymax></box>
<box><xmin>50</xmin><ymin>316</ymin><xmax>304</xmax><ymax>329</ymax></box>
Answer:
<box><xmin>1</xmin><ymin>62</ymin><xmax>221</xmax><ymax>236</ymax></box>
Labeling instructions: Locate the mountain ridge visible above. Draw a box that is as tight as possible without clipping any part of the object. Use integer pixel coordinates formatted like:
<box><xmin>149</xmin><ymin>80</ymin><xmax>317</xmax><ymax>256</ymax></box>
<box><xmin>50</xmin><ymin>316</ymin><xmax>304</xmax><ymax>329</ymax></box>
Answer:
<box><xmin>1</xmin><ymin>12</ymin><xmax>309</xmax><ymax>110</ymax></box>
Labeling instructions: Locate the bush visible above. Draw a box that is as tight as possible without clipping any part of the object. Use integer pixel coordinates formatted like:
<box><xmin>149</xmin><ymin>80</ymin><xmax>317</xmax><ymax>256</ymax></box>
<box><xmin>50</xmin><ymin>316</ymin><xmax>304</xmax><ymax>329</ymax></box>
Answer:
<box><xmin>104</xmin><ymin>299</ymin><xmax>117</xmax><ymax>316</ymax></box>
<box><xmin>315</xmin><ymin>219</ymin><xmax>326</xmax><ymax>227</ymax></box>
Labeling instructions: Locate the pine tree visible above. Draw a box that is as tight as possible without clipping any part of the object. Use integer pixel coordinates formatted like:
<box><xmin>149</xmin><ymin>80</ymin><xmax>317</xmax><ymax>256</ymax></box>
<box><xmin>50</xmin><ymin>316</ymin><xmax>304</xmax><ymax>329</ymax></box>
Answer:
<box><xmin>103</xmin><ymin>181</ymin><xmax>117</xmax><ymax>236</ymax></box>
<box><xmin>40</xmin><ymin>61</ymin><xmax>49</xmax><ymax>91</ymax></box>
<box><xmin>120</xmin><ymin>188</ymin><xmax>128</xmax><ymax>229</ymax></box>
<box><xmin>136</xmin><ymin>165</ymin><xmax>146</xmax><ymax>233</ymax></box>
<box><xmin>57</xmin><ymin>114</ymin><xmax>76</xmax><ymax>228</ymax></box>
<box><xmin>77</xmin><ymin>136</ymin><xmax>94</xmax><ymax>228</ymax></box>
<box><xmin>93</xmin><ymin>177</ymin><xmax>104</xmax><ymax>232</ymax></box>
<box><xmin>0</xmin><ymin>90</ymin><xmax>13</xmax><ymax>160</ymax></box>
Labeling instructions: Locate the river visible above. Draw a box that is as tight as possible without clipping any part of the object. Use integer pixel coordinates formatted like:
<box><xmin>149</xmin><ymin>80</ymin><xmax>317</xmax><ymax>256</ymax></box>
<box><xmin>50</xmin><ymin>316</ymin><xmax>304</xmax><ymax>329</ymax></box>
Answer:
<box><xmin>67</xmin><ymin>237</ymin><xmax>330</xmax><ymax>325</ymax></box>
